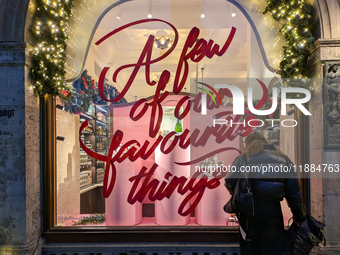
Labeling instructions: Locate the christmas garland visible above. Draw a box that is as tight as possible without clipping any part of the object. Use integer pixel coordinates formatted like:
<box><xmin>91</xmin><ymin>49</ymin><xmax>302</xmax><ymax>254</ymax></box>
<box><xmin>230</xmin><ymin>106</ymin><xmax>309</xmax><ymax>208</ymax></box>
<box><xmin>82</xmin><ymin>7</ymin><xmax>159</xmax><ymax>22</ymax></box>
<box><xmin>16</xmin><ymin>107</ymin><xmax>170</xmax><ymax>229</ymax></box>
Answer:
<box><xmin>30</xmin><ymin>0</ymin><xmax>74</xmax><ymax>98</ymax></box>
<box><xmin>264</xmin><ymin>0</ymin><xmax>316</xmax><ymax>81</ymax></box>
<box><xmin>30</xmin><ymin>0</ymin><xmax>316</xmax><ymax>96</ymax></box>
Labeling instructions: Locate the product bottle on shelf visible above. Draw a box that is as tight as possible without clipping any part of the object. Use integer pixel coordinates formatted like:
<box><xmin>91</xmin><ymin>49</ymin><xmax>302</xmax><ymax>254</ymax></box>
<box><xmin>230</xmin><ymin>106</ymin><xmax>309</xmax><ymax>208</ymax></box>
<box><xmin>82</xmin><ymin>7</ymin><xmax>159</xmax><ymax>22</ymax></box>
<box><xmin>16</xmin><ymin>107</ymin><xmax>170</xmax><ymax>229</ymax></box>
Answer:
<box><xmin>175</xmin><ymin>119</ymin><xmax>182</xmax><ymax>133</ymax></box>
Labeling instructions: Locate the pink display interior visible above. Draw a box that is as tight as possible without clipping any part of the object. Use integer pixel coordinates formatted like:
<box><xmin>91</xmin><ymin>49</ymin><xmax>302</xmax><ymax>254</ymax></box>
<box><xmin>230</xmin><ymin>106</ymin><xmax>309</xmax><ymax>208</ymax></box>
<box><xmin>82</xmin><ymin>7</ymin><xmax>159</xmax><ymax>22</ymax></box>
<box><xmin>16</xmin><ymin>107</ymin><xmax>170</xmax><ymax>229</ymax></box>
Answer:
<box><xmin>102</xmin><ymin>95</ymin><xmax>242</xmax><ymax>226</ymax></box>
<box><xmin>59</xmin><ymin>95</ymin><xmax>292</xmax><ymax>227</ymax></box>
<box><xmin>63</xmin><ymin>214</ymin><xmax>289</xmax><ymax>227</ymax></box>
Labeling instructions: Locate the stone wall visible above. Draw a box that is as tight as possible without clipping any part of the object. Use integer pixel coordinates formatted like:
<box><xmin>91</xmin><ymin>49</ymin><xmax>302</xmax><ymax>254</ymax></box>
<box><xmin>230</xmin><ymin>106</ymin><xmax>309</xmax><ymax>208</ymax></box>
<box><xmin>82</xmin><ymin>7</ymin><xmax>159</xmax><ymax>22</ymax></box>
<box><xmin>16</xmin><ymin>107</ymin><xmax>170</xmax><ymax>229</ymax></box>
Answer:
<box><xmin>56</xmin><ymin>107</ymin><xmax>80</xmax><ymax>224</ymax></box>
<box><xmin>308</xmin><ymin>39</ymin><xmax>340</xmax><ymax>255</ymax></box>
<box><xmin>0</xmin><ymin>43</ymin><xmax>42</xmax><ymax>254</ymax></box>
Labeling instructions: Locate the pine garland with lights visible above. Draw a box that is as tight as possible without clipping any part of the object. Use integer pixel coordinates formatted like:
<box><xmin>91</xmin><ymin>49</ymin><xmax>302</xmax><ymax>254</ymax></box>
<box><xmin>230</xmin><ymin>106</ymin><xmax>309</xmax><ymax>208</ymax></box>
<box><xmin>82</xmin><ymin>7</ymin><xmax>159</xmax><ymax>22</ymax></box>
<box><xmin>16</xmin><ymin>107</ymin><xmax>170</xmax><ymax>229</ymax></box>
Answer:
<box><xmin>264</xmin><ymin>0</ymin><xmax>316</xmax><ymax>81</ymax></box>
<box><xmin>30</xmin><ymin>0</ymin><xmax>74</xmax><ymax>97</ymax></box>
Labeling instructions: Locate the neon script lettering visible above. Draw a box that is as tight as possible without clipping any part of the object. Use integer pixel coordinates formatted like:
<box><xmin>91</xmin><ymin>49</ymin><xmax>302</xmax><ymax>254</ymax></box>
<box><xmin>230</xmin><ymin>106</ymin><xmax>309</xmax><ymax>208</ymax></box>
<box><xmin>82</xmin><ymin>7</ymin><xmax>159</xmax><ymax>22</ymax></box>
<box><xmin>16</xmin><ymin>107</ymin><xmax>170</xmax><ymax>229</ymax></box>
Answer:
<box><xmin>78</xmin><ymin>19</ymin><xmax>266</xmax><ymax>216</ymax></box>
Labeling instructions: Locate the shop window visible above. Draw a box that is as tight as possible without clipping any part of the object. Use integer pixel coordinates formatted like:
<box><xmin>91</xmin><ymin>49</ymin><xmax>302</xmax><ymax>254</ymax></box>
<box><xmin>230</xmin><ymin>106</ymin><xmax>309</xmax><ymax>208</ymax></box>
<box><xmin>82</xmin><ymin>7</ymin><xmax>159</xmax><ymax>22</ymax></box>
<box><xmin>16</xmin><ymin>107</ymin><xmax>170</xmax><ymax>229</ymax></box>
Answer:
<box><xmin>45</xmin><ymin>0</ymin><xmax>308</xmax><ymax>241</ymax></box>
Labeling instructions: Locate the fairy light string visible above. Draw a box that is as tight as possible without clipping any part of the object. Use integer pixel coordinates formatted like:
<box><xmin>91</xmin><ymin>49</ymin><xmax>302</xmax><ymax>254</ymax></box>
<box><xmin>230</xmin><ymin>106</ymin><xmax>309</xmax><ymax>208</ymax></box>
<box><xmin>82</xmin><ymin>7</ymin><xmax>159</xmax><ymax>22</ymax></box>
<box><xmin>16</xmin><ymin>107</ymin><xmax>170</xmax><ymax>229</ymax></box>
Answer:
<box><xmin>30</xmin><ymin>0</ymin><xmax>316</xmax><ymax>97</ymax></box>
<box><xmin>31</xmin><ymin>0</ymin><xmax>74</xmax><ymax>97</ymax></box>
<box><xmin>264</xmin><ymin>0</ymin><xmax>316</xmax><ymax>84</ymax></box>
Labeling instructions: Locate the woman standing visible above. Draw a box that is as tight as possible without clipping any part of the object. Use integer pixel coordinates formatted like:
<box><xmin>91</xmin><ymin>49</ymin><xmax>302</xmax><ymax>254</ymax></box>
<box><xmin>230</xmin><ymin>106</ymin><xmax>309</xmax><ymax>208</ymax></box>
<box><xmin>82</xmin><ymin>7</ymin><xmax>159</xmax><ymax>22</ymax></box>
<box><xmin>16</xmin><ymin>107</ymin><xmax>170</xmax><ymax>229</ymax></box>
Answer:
<box><xmin>225</xmin><ymin>132</ymin><xmax>307</xmax><ymax>255</ymax></box>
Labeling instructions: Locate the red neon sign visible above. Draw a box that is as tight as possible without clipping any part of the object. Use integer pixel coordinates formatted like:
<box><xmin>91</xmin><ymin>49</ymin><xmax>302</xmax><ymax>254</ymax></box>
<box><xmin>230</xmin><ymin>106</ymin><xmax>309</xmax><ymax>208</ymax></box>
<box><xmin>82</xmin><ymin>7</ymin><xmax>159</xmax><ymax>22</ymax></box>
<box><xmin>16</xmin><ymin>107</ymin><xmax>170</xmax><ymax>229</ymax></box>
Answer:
<box><xmin>79</xmin><ymin>19</ymin><xmax>270</xmax><ymax>216</ymax></box>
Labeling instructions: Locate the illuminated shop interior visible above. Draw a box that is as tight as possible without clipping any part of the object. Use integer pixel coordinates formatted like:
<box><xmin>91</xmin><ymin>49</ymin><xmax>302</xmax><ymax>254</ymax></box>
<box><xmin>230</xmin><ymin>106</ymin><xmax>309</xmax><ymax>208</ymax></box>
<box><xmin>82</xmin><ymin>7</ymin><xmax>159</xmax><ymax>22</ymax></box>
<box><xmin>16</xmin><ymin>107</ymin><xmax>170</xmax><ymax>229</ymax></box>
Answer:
<box><xmin>56</xmin><ymin>0</ymin><xmax>295</xmax><ymax>227</ymax></box>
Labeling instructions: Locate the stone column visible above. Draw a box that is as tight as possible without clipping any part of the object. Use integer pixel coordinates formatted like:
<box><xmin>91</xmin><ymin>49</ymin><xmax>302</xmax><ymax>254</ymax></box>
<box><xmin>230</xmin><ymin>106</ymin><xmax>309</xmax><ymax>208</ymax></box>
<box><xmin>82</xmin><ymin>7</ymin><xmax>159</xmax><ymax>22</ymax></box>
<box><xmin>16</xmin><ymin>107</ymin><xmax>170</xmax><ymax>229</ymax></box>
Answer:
<box><xmin>308</xmin><ymin>39</ymin><xmax>340</xmax><ymax>255</ymax></box>
<box><xmin>0</xmin><ymin>43</ymin><xmax>42</xmax><ymax>254</ymax></box>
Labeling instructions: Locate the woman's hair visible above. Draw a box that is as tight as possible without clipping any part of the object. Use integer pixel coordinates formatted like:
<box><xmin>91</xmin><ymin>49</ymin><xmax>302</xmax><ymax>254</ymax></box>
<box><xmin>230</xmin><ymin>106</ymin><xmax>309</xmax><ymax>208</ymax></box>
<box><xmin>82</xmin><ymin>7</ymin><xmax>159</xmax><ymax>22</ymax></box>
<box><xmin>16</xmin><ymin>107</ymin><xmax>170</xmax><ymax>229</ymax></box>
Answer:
<box><xmin>243</xmin><ymin>132</ymin><xmax>268</xmax><ymax>157</ymax></box>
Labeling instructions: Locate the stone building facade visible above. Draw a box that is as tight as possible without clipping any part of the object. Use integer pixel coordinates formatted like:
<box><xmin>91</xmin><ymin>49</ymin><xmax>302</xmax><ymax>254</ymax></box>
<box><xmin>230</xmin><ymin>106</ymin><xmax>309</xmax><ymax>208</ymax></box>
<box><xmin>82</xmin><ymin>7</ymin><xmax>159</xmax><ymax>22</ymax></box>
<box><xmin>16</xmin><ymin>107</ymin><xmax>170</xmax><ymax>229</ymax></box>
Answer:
<box><xmin>0</xmin><ymin>0</ymin><xmax>340</xmax><ymax>254</ymax></box>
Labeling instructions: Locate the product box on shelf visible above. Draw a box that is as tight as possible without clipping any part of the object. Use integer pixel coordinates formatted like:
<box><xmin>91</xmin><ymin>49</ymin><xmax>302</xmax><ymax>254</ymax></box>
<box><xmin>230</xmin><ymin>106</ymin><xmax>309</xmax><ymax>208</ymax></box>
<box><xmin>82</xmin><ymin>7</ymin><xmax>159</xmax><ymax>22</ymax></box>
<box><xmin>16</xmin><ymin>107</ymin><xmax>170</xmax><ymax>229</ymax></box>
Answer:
<box><xmin>80</xmin><ymin>170</ymin><xmax>93</xmax><ymax>189</ymax></box>
<box><xmin>96</xmin><ymin>111</ymin><xmax>106</xmax><ymax>123</ymax></box>
<box><xmin>86</xmin><ymin>103</ymin><xmax>95</xmax><ymax>117</ymax></box>
<box><xmin>97</xmin><ymin>168</ymin><xmax>104</xmax><ymax>183</ymax></box>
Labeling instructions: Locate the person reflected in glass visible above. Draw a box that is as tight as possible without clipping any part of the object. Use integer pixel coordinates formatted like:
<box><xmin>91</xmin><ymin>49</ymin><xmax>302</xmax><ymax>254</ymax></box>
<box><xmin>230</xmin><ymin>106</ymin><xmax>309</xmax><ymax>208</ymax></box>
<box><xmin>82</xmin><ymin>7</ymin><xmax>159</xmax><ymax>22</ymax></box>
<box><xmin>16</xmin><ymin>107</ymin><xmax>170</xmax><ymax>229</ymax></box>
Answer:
<box><xmin>225</xmin><ymin>132</ymin><xmax>307</xmax><ymax>255</ymax></box>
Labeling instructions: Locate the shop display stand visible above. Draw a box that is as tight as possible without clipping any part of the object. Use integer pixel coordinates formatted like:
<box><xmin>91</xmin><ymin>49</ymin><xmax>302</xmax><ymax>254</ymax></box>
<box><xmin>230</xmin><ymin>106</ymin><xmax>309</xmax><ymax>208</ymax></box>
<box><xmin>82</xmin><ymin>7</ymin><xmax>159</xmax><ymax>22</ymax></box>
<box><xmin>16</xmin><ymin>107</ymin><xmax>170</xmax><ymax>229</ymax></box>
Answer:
<box><xmin>94</xmin><ymin>105</ymin><xmax>109</xmax><ymax>186</ymax></box>
<box><xmin>79</xmin><ymin>104</ymin><xmax>109</xmax><ymax>214</ymax></box>
<box><xmin>79</xmin><ymin>113</ymin><xmax>96</xmax><ymax>191</ymax></box>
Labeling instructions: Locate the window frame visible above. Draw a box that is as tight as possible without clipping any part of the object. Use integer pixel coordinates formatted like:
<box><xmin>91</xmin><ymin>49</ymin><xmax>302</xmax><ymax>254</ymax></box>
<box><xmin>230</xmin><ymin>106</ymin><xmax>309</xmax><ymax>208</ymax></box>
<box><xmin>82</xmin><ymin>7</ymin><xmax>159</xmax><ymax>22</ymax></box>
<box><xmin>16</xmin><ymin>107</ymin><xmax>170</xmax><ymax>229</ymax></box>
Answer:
<box><xmin>41</xmin><ymin>95</ymin><xmax>310</xmax><ymax>243</ymax></box>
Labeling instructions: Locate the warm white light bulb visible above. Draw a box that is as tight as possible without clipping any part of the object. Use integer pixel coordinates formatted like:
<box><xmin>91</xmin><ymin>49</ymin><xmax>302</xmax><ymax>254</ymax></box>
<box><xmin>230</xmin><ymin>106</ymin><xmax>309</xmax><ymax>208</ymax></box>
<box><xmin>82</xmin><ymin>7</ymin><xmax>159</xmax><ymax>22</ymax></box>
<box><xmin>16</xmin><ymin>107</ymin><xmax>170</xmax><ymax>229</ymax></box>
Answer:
<box><xmin>116</xmin><ymin>5</ymin><xmax>123</xmax><ymax>20</ymax></box>
<box><xmin>147</xmin><ymin>13</ymin><xmax>152</xmax><ymax>19</ymax></box>
<box><xmin>231</xmin><ymin>12</ymin><xmax>236</xmax><ymax>17</ymax></box>
<box><xmin>201</xmin><ymin>13</ymin><xmax>205</xmax><ymax>18</ymax></box>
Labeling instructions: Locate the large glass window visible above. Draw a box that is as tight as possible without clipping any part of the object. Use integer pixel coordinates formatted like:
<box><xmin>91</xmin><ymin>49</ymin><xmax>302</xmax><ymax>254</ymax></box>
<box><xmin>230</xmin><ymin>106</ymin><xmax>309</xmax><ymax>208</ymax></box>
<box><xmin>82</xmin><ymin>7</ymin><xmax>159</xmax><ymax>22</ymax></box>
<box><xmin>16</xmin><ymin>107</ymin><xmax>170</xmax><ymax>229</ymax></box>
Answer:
<box><xmin>55</xmin><ymin>0</ymin><xmax>300</xmax><ymax>228</ymax></box>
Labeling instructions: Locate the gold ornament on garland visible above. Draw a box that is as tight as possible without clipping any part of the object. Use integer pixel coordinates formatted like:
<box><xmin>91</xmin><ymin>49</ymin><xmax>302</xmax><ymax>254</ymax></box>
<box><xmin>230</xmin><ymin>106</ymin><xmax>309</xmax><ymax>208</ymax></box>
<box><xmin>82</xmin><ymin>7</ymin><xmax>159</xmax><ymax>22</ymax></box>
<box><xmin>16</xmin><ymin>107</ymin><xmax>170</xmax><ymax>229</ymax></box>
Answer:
<box><xmin>264</xmin><ymin>0</ymin><xmax>316</xmax><ymax>82</ymax></box>
<box><xmin>30</xmin><ymin>0</ymin><xmax>74</xmax><ymax>98</ymax></box>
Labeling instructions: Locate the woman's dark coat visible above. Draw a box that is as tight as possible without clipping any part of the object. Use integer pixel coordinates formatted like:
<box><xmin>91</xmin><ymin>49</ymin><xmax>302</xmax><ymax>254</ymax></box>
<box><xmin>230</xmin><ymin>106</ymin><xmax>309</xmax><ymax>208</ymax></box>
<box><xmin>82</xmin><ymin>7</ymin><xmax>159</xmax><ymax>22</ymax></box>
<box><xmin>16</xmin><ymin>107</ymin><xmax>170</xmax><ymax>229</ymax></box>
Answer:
<box><xmin>225</xmin><ymin>144</ymin><xmax>306</xmax><ymax>255</ymax></box>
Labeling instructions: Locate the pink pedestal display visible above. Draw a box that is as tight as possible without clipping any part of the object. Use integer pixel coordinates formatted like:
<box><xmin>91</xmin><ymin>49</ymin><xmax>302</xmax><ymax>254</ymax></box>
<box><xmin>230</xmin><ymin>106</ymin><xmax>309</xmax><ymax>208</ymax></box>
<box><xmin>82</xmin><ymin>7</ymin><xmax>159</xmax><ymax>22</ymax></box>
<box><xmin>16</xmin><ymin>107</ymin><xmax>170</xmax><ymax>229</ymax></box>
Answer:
<box><xmin>195</xmin><ymin>181</ymin><xmax>231</xmax><ymax>225</ymax></box>
<box><xmin>154</xmin><ymin>139</ymin><xmax>190</xmax><ymax>225</ymax></box>
<box><xmin>105</xmin><ymin>160</ymin><xmax>143</xmax><ymax>226</ymax></box>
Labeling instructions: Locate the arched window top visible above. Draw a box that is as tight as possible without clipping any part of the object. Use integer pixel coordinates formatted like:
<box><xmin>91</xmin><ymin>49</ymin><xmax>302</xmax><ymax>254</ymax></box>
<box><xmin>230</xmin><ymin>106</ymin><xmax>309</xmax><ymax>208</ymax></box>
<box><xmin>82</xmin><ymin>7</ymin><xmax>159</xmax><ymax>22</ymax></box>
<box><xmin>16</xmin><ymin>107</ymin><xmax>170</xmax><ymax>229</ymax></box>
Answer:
<box><xmin>58</xmin><ymin>0</ymin><xmax>284</xmax><ymax>82</ymax></box>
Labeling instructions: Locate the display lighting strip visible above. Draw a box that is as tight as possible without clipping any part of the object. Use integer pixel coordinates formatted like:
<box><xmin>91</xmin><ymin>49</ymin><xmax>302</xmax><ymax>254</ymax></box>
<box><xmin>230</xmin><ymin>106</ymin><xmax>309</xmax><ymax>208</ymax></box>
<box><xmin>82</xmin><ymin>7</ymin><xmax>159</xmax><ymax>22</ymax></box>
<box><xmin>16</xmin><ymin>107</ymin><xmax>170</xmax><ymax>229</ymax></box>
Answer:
<box><xmin>80</xmin><ymin>112</ymin><xmax>93</xmax><ymax>120</ymax></box>
<box><xmin>96</xmin><ymin>105</ymin><xmax>107</xmax><ymax>113</ymax></box>
<box><xmin>31</xmin><ymin>0</ymin><xmax>74</xmax><ymax>97</ymax></box>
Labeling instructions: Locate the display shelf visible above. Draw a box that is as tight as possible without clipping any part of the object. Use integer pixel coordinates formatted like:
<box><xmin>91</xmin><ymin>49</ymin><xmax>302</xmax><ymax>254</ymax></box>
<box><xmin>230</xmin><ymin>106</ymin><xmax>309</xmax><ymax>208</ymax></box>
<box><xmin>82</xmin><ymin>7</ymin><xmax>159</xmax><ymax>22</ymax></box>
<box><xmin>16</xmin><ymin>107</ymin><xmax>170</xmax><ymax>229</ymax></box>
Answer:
<box><xmin>80</xmin><ymin>165</ymin><xmax>94</xmax><ymax>169</ymax></box>
<box><xmin>80</xmin><ymin>183</ymin><xmax>103</xmax><ymax>195</ymax></box>
<box><xmin>95</xmin><ymin>151</ymin><xmax>107</xmax><ymax>154</ymax></box>
<box><xmin>80</xmin><ymin>112</ymin><xmax>94</xmax><ymax>120</ymax></box>
<box><xmin>79</xmin><ymin>103</ymin><xmax>109</xmax><ymax>214</ymax></box>
<box><xmin>95</xmin><ymin>107</ymin><xmax>108</xmax><ymax>185</ymax></box>
<box><xmin>79</xmin><ymin>103</ymin><xmax>109</xmax><ymax>189</ymax></box>
<box><xmin>80</xmin><ymin>131</ymin><xmax>94</xmax><ymax>137</ymax></box>
<box><xmin>96</xmin><ymin>105</ymin><xmax>108</xmax><ymax>113</ymax></box>
<box><xmin>96</xmin><ymin>120</ymin><xmax>107</xmax><ymax>126</ymax></box>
